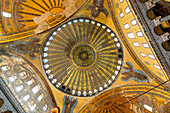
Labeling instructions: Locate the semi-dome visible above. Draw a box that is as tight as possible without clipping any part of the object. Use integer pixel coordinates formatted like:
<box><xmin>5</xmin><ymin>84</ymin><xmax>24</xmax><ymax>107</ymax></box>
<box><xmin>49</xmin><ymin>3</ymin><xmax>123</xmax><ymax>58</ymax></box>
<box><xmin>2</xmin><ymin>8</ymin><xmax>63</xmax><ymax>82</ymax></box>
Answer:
<box><xmin>0</xmin><ymin>51</ymin><xmax>54</xmax><ymax>113</ymax></box>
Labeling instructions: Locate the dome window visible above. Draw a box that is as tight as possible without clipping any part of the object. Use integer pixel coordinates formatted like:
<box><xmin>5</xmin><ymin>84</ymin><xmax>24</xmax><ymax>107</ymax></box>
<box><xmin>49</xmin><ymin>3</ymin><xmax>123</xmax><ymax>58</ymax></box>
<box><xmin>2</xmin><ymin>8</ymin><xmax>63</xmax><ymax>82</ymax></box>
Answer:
<box><xmin>1</xmin><ymin>66</ymin><xmax>11</xmax><ymax>71</ymax></box>
<box><xmin>133</xmin><ymin>42</ymin><xmax>140</xmax><ymax>47</ymax></box>
<box><xmin>9</xmin><ymin>76</ymin><xmax>17</xmax><ymax>82</ymax></box>
<box><xmin>30</xmin><ymin>104</ymin><xmax>36</xmax><ymax>111</ymax></box>
<box><xmin>32</xmin><ymin>85</ymin><xmax>40</xmax><ymax>94</ymax></box>
<box><xmin>23</xmin><ymin>95</ymin><xmax>30</xmax><ymax>102</ymax></box>
<box><xmin>120</xmin><ymin>12</ymin><xmax>124</xmax><ymax>18</ymax></box>
<box><xmin>19</xmin><ymin>71</ymin><xmax>27</xmax><ymax>77</ymax></box>
<box><xmin>144</xmin><ymin>104</ymin><xmax>152</xmax><ymax>112</ymax></box>
<box><xmin>140</xmin><ymin>52</ymin><xmax>146</xmax><ymax>57</ymax></box>
<box><xmin>120</xmin><ymin>0</ymin><xmax>124</xmax><ymax>3</ymax></box>
<box><xmin>148</xmin><ymin>54</ymin><xmax>155</xmax><ymax>59</ymax></box>
<box><xmin>131</xmin><ymin>19</ymin><xmax>137</xmax><ymax>25</ymax></box>
<box><xmin>27</xmin><ymin>79</ymin><xmax>34</xmax><ymax>85</ymax></box>
<box><xmin>137</xmin><ymin>31</ymin><xmax>143</xmax><ymax>37</ymax></box>
<box><xmin>124</xmin><ymin>23</ymin><xmax>130</xmax><ymax>29</ymax></box>
<box><xmin>2</xmin><ymin>12</ymin><xmax>11</xmax><ymax>18</ymax></box>
<box><xmin>16</xmin><ymin>85</ymin><xmax>24</xmax><ymax>92</ymax></box>
<box><xmin>125</xmin><ymin>7</ymin><xmax>131</xmax><ymax>14</ymax></box>
<box><xmin>142</xmin><ymin>43</ymin><xmax>150</xmax><ymax>48</ymax></box>
<box><xmin>127</xmin><ymin>32</ymin><xmax>135</xmax><ymax>38</ymax></box>
<box><xmin>43</xmin><ymin>104</ymin><xmax>48</xmax><ymax>111</ymax></box>
<box><xmin>38</xmin><ymin>94</ymin><xmax>44</xmax><ymax>101</ymax></box>
<box><xmin>153</xmin><ymin>64</ymin><xmax>161</xmax><ymax>70</ymax></box>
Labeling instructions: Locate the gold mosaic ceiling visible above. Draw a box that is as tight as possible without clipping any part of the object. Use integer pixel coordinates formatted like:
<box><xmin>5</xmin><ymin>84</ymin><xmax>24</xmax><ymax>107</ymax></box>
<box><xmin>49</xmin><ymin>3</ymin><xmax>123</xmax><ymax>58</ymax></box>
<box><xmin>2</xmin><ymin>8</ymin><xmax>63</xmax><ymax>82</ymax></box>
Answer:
<box><xmin>0</xmin><ymin>0</ymin><xmax>169</xmax><ymax>113</ymax></box>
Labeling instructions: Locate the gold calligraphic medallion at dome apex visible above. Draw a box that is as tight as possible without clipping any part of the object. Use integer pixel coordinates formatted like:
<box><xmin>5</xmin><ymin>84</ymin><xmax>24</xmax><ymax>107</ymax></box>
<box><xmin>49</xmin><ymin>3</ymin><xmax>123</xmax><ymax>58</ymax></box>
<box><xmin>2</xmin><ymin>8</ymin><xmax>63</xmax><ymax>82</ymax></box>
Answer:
<box><xmin>71</xmin><ymin>43</ymin><xmax>96</xmax><ymax>68</ymax></box>
<box><xmin>41</xmin><ymin>17</ymin><xmax>123</xmax><ymax>96</ymax></box>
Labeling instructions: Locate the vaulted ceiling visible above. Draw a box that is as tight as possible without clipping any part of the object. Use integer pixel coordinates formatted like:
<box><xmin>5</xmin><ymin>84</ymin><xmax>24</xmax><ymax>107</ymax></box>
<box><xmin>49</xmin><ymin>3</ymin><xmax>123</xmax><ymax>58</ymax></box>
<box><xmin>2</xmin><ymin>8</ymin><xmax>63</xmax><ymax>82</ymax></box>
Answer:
<box><xmin>0</xmin><ymin>0</ymin><xmax>169</xmax><ymax>113</ymax></box>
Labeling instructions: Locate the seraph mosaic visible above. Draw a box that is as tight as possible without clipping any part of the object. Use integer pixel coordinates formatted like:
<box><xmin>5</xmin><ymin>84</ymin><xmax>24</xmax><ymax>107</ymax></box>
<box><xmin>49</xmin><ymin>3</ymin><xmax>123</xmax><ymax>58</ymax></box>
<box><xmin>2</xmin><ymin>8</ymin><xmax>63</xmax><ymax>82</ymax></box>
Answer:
<box><xmin>62</xmin><ymin>95</ymin><xmax>78</xmax><ymax>113</ymax></box>
<box><xmin>121</xmin><ymin>62</ymin><xmax>152</xmax><ymax>83</ymax></box>
<box><xmin>86</xmin><ymin>0</ymin><xmax>108</xmax><ymax>18</ymax></box>
<box><xmin>8</xmin><ymin>38</ymin><xmax>41</xmax><ymax>59</ymax></box>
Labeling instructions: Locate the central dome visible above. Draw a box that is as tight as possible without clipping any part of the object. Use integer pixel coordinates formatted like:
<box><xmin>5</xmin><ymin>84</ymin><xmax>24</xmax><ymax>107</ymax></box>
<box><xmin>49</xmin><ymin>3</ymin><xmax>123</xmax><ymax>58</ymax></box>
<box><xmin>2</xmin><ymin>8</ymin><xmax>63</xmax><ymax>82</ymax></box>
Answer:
<box><xmin>42</xmin><ymin>17</ymin><xmax>123</xmax><ymax>96</ymax></box>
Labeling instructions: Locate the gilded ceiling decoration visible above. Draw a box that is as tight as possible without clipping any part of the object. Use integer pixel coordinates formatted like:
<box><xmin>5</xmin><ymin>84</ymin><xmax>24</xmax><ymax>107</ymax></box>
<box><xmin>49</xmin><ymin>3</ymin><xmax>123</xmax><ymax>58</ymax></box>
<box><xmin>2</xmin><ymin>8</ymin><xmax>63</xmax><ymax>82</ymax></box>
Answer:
<box><xmin>0</xmin><ymin>0</ymin><xmax>169</xmax><ymax>112</ymax></box>
<box><xmin>0</xmin><ymin>51</ymin><xmax>56</xmax><ymax>112</ymax></box>
<box><xmin>161</xmin><ymin>102</ymin><xmax>170</xmax><ymax>113</ymax></box>
<box><xmin>80</xmin><ymin>85</ymin><xmax>170</xmax><ymax>113</ymax></box>
<box><xmin>0</xmin><ymin>0</ymin><xmax>88</xmax><ymax>43</ymax></box>
<box><xmin>41</xmin><ymin>17</ymin><xmax>123</xmax><ymax>96</ymax></box>
<box><xmin>108</xmin><ymin>0</ymin><xmax>169</xmax><ymax>89</ymax></box>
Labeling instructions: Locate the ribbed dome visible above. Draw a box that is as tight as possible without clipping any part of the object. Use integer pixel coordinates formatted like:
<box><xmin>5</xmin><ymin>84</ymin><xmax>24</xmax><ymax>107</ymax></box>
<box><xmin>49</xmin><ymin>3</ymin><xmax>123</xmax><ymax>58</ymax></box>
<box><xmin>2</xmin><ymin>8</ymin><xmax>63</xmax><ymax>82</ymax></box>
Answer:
<box><xmin>42</xmin><ymin>17</ymin><xmax>123</xmax><ymax>96</ymax></box>
<box><xmin>0</xmin><ymin>52</ymin><xmax>54</xmax><ymax>113</ymax></box>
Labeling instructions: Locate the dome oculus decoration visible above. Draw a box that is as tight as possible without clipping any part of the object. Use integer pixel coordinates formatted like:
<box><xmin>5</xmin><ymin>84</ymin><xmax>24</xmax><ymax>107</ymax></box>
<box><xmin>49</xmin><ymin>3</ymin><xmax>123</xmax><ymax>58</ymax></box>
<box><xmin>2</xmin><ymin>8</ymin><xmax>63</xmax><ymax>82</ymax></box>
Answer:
<box><xmin>71</xmin><ymin>43</ymin><xmax>96</xmax><ymax>67</ymax></box>
<box><xmin>42</xmin><ymin>17</ymin><xmax>123</xmax><ymax>96</ymax></box>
